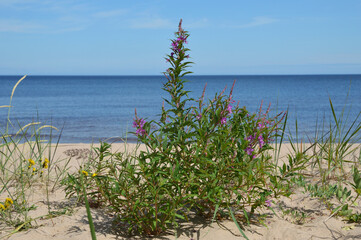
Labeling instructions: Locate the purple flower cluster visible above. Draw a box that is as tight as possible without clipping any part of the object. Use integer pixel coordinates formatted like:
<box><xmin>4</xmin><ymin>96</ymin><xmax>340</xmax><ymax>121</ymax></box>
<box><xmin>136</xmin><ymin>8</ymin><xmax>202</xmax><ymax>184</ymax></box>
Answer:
<box><xmin>221</xmin><ymin>117</ymin><xmax>227</xmax><ymax>125</ymax></box>
<box><xmin>219</xmin><ymin>100</ymin><xmax>235</xmax><ymax>125</ymax></box>
<box><xmin>227</xmin><ymin>99</ymin><xmax>235</xmax><ymax>115</ymax></box>
<box><xmin>245</xmin><ymin>133</ymin><xmax>266</xmax><ymax>158</ymax></box>
<box><xmin>258</xmin><ymin>135</ymin><xmax>265</xmax><ymax>148</ymax></box>
<box><xmin>257</xmin><ymin>122</ymin><xmax>265</xmax><ymax>129</ymax></box>
<box><xmin>165</xmin><ymin>33</ymin><xmax>189</xmax><ymax>62</ymax></box>
<box><xmin>171</xmin><ymin>35</ymin><xmax>188</xmax><ymax>52</ymax></box>
<box><xmin>245</xmin><ymin>146</ymin><xmax>254</xmax><ymax>156</ymax></box>
<box><xmin>227</xmin><ymin>105</ymin><xmax>232</xmax><ymax>114</ymax></box>
<box><xmin>133</xmin><ymin>118</ymin><xmax>146</xmax><ymax>136</ymax></box>
<box><xmin>246</xmin><ymin>134</ymin><xmax>255</xmax><ymax>142</ymax></box>
<box><xmin>257</xmin><ymin>119</ymin><xmax>270</xmax><ymax>130</ymax></box>
<box><xmin>171</xmin><ymin>41</ymin><xmax>179</xmax><ymax>51</ymax></box>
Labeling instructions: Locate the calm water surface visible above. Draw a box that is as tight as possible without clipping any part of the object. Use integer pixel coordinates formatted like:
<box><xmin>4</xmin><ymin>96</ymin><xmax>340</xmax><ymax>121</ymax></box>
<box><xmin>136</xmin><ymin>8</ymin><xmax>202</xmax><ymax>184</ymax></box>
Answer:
<box><xmin>0</xmin><ymin>75</ymin><xmax>360</xmax><ymax>143</ymax></box>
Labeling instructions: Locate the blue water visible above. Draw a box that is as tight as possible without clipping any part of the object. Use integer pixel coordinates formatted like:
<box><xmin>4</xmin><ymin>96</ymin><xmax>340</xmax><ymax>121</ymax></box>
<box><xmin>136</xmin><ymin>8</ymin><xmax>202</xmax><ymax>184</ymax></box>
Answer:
<box><xmin>0</xmin><ymin>75</ymin><xmax>360</xmax><ymax>143</ymax></box>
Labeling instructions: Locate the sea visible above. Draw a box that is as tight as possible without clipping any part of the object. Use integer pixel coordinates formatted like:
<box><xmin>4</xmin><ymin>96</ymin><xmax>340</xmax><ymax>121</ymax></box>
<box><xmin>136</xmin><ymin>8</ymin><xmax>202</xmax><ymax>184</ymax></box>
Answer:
<box><xmin>0</xmin><ymin>75</ymin><xmax>360</xmax><ymax>143</ymax></box>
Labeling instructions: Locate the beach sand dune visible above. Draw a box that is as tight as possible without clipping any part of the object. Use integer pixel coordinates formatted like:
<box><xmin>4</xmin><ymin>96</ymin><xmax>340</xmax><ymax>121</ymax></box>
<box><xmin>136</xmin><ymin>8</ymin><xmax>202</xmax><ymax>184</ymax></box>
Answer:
<box><xmin>2</xmin><ymin>143</ymin><xmax>361</xmax><ymax>240</ymax></box>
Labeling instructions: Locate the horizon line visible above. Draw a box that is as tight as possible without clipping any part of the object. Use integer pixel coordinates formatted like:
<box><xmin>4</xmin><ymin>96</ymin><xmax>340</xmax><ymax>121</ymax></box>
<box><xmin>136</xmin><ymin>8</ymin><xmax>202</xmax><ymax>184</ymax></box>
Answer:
<box><xmin>1</xmin><ymin>73</ymin><xmax>361</xmax><ymax>77</ymax></box>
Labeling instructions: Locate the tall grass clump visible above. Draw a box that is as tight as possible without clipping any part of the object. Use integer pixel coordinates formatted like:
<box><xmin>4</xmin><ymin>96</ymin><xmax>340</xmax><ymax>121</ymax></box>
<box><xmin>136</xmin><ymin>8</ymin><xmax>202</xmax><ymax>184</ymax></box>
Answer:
<box><xmin>63</xmin><ymin>20</ymin><xmax>309</xmax><ymax>238</ymax></box>
<box><xmin>288</xmin><ymin>92</ymin><xmax>361</xmax><ymax>223</ymax></box>
<box><xmin>314</xmin><ymin>98</ymin><xmax>361</xmax><ymax>182</ymax></box>
<box><xmin>0</xmin><ymin>76</ymin><xmax>67</xmax><ymax>236</ymax></box>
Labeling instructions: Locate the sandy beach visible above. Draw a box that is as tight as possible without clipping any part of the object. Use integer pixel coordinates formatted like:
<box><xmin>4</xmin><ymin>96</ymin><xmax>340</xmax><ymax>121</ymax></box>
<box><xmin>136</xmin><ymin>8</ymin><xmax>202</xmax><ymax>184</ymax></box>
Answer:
<box><xmin>0</xmin><ymin>142</ymin><xmax>360</xmax><ymax>240</ymax></box>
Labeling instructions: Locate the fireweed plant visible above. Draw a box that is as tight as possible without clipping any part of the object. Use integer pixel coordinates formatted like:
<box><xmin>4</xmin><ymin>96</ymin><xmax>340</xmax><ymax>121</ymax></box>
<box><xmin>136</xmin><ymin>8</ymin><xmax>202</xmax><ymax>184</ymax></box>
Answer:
<box><xmin>63</xmin><ymin>20</ymin><xmax>306</xmax><ymax>237</ymax></box>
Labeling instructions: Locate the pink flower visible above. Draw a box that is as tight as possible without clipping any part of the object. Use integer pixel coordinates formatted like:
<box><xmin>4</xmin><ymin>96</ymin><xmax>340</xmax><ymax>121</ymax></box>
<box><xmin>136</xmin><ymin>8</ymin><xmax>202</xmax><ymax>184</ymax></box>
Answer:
<box><xmin>246</xmin><ymin>134</ymin><xmax>255</xmax><ymax>142</ymax></box>
<box><xmin>133</xmin><ymin>118</ymin><xmax>146</xmax><ymax>136</ymax></box>
<box><xmin>245</xmin><ymin>147</ymin><xmax>254</xmax><ymax>156</ymax></box>
<box><xmin>171</xmin><ymin>41</ymin><xmax>178</xmax><ymax>50</ymax></box>
<box><xmin>258</xmin><ymin>122</ymin><xmax>265</xmax><ymax>129</ymax></box>
<box><xmin>227</xmin><ymin>105</ymin><xmax>232</xmax><ymax>114</ymax></box>
<box><xmin>139</xmin><ymin>119</ymin><xmax>146</xmax><ymax>128</ymax></box>
<box><xmin>136</xmin><ymin>128</ymin><xmax>146</xmax><ymax>136</ymax></box>
<box><xmin>258</xmin><ymin>135</ymin><xmax>265</xmax><ymax>148</ymax></box>
<box><xmin>221</xmin><ymin>117</ymin><xmax>227</xmax><ymax>124</ymax></box>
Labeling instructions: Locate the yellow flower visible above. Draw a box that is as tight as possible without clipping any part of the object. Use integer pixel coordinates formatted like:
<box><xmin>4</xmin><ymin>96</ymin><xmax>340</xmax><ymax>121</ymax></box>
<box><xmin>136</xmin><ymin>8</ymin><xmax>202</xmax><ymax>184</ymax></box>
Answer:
<box><xmin>28</xmin><ymin>158</ymin><xmax>35</xmax><ymax>168</ymax></box>
<box><xmin>0</xmin><ymin>203</ymin><xmax>5</xmax><ymax>211</ymax></box>
<box><xmin>28</xmin><ymin>159</ymin><xmax>35</xmax><ymax>165</ymax></box>
<box><xmin>42</xmin><ymin>158</ymin><xmax>49</xmax><ymax>169</ymax></box>
<box><xmin>82</xmin><ymin>170</ymin><xmax>88</xmax><ymax>176</ymax></box>
<box><xmin>5</xmin><ymin>198</ymin><xmax>13</xmax><ymax>209</ymax></box>
<box><xmin>92</xmin><ymin>173</ymin><xmax>98</xmax><ymax>177</ymax></box>
<box><xmin>33</xmin><ymin>167</ymin><xmax>36</xmax><ymax>172</ymax></box>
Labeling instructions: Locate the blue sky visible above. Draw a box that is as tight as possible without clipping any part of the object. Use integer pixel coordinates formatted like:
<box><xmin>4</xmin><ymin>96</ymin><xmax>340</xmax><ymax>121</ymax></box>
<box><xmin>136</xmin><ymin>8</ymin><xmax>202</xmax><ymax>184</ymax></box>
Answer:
<box><xmin>1</xmin><ymin>0</ymin><xmax>361</xmax><ymax>75</ymax></box>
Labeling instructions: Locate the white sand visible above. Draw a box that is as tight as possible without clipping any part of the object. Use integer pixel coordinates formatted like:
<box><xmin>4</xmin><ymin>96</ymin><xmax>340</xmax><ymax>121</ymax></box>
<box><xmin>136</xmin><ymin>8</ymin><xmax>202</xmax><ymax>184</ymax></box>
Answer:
<box><xmin>2</xmin><ymin>143</ymin><xmax>361</xmax><ymax>240</ymax></box>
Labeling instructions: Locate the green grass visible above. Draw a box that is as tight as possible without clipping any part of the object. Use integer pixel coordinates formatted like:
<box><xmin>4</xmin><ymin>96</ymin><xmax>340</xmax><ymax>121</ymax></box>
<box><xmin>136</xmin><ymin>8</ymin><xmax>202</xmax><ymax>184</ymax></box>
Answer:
<box><xmin>0</xmin><ymin>76</ymin><xmax>71</xmax><ymax>237</ymax></box>
<box><xmin>286</xmin><ymin>95</ymin><xmax>361</xmax><ymax>225</ymax></box>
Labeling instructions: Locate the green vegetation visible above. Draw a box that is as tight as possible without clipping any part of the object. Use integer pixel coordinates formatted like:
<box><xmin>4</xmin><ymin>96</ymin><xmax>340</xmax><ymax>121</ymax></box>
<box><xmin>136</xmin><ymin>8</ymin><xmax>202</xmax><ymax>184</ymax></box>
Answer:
<box><xmin>1</xmin><ymin>20</ymin><xmax>360</xmax><ymax>239</ymax></box>
<box><xmin>63</xmin><ymin>20</ymin><xmax>357</xmax><ymax>238</ymax></box>
<box><xmin>0</xmin><ymin>76</ymin><xmax>70</xmax><ymax>238</ymax></box>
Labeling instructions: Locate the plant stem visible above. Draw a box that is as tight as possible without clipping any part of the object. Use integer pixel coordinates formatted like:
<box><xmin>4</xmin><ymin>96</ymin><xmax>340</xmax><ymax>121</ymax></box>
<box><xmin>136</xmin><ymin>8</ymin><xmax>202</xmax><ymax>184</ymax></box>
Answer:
<box><xmin>80</xmin><ymin>172</ymin><xmax>97</xmax><ymax>240</ymax></box>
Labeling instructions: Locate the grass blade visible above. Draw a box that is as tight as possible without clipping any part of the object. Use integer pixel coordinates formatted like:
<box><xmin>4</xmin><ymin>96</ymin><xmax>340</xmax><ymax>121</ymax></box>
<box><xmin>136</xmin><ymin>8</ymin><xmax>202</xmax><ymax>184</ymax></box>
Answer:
<box><xmin>228</xmin><ymin>207</ymin><xmax>249</xmax><ymax>240</ymax></box>
<box><xmin>80</xmin><ymin>171</ymin><xmax>97</xmax><ymax>240</ymax></box>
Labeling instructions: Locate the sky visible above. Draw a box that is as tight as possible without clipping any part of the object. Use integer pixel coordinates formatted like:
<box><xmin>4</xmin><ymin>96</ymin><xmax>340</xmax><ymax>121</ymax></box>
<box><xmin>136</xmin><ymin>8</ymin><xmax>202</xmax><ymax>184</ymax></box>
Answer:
<box><xmin>0</xmin><ymin>0</ymin><xmax>361</xmax><ymax>75</ymax></box>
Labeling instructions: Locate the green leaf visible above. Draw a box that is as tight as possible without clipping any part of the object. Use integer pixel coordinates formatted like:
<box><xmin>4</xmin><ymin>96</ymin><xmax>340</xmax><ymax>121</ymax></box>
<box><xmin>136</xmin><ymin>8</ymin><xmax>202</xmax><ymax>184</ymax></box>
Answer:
<box><xmin>175</xmin><ymin>213</ymin><xmax>185</xmax><ymax>220</ymax></box>
<box><xmin>228</xmin><ymin>207</ymin><xmax>249</xmax><ymax>240</ymax></box>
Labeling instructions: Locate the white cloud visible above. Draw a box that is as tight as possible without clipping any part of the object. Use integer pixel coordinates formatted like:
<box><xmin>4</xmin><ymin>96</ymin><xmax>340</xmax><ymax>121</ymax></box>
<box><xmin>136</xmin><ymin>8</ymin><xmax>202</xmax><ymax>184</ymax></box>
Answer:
<box><xmin>0</xmin><ymin>2</ymin><xmax>207</xmax><ymax>32</ymax></box>
<box><xmin>0</xmin><ymin>19</ymin><xmax>44</xmax><ymax>33</ymax></box>
<box><xmin>185</xmin><ymin>18</ymin><xmax>208</xmax><ymax>29</ymax></box>
<box><xmin>0</xmin><ymin>0</ymin><xmax>39</xmax><ymax>6</ymax></box>
<box><xmin>93</xmin><ymin>9</ymin><xmax>127</xmax><ymax>18</ymax></box>
<box><xmin>0</xmin><ymin>18</ymin><xmax>86</xmax><ymax>33</ymax></box>
<box><xmin>237</xmin><ymin>17</ymin><xmax>279</xmax><ymax>28</ymax></box>
<box><xmin>129</xmin><ymin>17</ymin><xmax>172</xmax><ymax>29</ymax></box>
<box><xmin>48</xmin><ymin>26</ymin><xmax>85</xmax><ymax>33</ymax></box>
